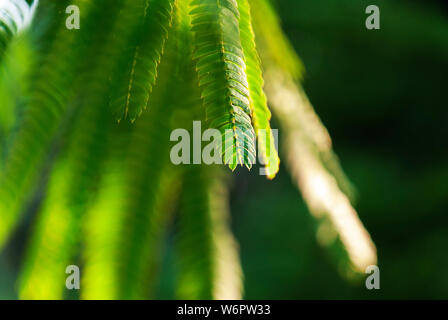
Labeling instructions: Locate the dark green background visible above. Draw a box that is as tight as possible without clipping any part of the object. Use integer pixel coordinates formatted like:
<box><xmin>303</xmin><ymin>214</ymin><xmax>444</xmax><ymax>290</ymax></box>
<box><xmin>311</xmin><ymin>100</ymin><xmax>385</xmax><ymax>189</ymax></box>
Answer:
<box><xmin>230</xmin><ymin>0</ymin><xmax>448</xmax><ymax>299</ymax></box>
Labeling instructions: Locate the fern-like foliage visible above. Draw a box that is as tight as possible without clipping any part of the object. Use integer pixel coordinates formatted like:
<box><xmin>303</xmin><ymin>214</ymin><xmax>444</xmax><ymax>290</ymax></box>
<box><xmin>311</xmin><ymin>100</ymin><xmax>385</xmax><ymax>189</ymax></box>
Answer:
<box><xmin>237</xmin><ymin>0</ymin><xmax>279</xmax><ymax>178</ymax></box>
<box><xmin>189</xmin><ymin>0</ymin><xmax>256</xmax><ymax>170</ymax></box>
<box><xmin>109</xmin><ymin>0</ymin><xmax>175</xmax><ymax>122</ymax></box>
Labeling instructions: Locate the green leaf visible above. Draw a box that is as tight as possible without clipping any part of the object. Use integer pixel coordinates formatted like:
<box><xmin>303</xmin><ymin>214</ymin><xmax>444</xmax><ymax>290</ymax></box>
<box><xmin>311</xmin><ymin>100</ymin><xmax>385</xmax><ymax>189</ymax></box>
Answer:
<box><xmin>237</xmin><ymin>0</ymin><xmax>279</xmax><ymax>178</ymax></box>
<box><xmin>189</xmin><ymin>0</ymin><xmax>256</xmax><ymax>170</ymax></box>
<box><xmin>109</xmin><ymin>0</ymin><xmax>176</xmax><ymax>122</ymax></box>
